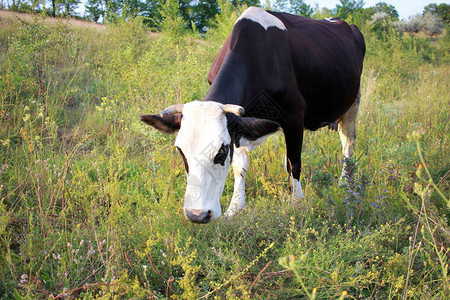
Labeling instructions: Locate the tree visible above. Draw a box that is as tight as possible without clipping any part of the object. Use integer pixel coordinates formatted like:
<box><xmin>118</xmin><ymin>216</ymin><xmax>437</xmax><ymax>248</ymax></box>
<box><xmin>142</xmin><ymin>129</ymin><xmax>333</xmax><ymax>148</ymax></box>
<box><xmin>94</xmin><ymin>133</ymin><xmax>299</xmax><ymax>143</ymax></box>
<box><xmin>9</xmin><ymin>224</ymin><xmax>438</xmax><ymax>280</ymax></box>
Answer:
<box><xmin>370</xmin><ymin>12</ymin><xmax>392</xmax><ymax>40</ymax></box>
<box><xmin>58</xmin><ymin>0</ymin><xmax>80</xmax><ymax>16</ymax></box>
<box><xmin>82</xmin><ymin>0</ymin><xmax>249</xmax><ymax>32</ymax></box>
<box><xmin>184</xmin><ymin>0</ymin><xmax>258</xmax><ymax>32</ymax></box>
<box><xmin>121</xmin><ymin>0</ymin><xmax>151</xmax><ymax>18</ymax></box>
<box><xmin>394</xmin><ymin>13</ymin><xmax>444</xmax><ymax>36</ymax></box>
<box><xmin>159</xmin><ymin>0</ymin><xmax>186</xmax><ymax>37</ymax></box>
<box><xmin>51</xmin><ymin>0</ymin><xmax>56</xmax><ymax>16</ymax></box>
<box><xmin>423</xmin><ymin>11</ymin><xmax>445</xmax><ymax>36</ymax></box>
<box><xmin>176</xmin><ymin>0</ymin><xmax>219</xmax><ymax>32</ymax></box>
<box><xmin>206</xmin><ymin>0</ymin><xmax>239</xmax><ymax>41</ymax></box>
<box><xmin>335</xmin><ymin>0</ymin><xmax>364</xmax><ymax>21</ymax></box>
<box><xmin>86</xmin><ymin>0</ymin><xmax>104</xmax><ymax>22</ymax></box>
<box><xmin>185</xmin><ymin>0</ymin><xmax>220</xmax><ymax>32</ymax></box>
<box><xmin>231</xmin><ymin>0</ymin><xmax>258</xmax><ymax>9</ymax></box>
<box><xmin>311</xmin><ymin>4</ymin><xmax>333</xmax><ymax>20</ymax></box>
<box><xmin>86</xmin><ymin>0</ymin><xmax>109</xmax><ymax>22</ymax></box>
<box><xmin>272</xmin><ymin>0</ymin><xmax>311</xmax><ymax>16</ymax></box>
<box><xmin>371</xmin><ymin>2</ymin><xmax>398</xmax><ymax>20</ymax></box>
<box><xmin>360</xmin><ymin>2</ymin><xmax>399</xmax><ymax>27</ymax></box>
<box><xmin>290</xmin><ymin>0</ymin><xmax>312</xmax><ymax>16</ymax></box>
<box><xmin>86</xmin><ymin>0</ymin><xmax>142</xmax><ymax>23</ymax></box>
<box><xmin>406</xmin><ymin>14</ymin><xmax>425</xmax><ymax>34</ymax></box>
<box><xmin>424</xmin><ymin>3</ymin><xmax>449</xmax><ymax>24</ymax></box>
<box><xmin>136</xmin><ymin>0</ymin><xmax>165</xmax><ymax>28</ymax></box>
<box><xmin>370</xmin><ymin>12</ymin><xmax>390</xmax><ymax>27</ymax></box>
<box><xmin>272</xmin><ymin>0</ymin><xmax>289</xmax><ymax>12</ymax></box>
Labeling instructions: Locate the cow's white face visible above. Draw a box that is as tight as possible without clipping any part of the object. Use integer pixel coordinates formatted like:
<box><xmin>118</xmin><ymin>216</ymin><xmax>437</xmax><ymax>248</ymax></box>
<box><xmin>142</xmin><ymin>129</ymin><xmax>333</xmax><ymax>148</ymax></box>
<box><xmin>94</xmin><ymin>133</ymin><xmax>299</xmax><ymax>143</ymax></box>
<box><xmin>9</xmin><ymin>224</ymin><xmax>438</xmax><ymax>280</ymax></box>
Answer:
<box><xmin>141</xmin><ymin>100</ymin><xmax>280</xmax><ymax>223</ymax></box>
<box><xmin>175</xmin><ymin>101</ymin><xmax>232</xmax><ymax>222</ymax></box>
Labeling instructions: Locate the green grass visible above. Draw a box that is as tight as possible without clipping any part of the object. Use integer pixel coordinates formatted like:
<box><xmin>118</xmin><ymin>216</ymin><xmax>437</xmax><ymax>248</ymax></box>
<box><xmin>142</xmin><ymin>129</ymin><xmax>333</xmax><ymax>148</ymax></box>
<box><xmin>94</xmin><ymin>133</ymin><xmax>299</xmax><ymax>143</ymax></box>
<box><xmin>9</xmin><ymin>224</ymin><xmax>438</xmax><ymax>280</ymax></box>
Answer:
<box><xmin>0</xmin><ymin>10</ymin><xmax>449</xmax><ymax>299</ymax></box>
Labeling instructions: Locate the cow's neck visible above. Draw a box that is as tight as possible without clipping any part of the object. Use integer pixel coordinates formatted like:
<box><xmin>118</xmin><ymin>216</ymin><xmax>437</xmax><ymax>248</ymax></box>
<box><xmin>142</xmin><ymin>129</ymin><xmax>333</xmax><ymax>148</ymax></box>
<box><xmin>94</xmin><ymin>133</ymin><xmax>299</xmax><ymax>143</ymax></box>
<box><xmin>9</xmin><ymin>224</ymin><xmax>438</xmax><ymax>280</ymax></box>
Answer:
<box><xmin>203</xmin><ymin>59</ymin><xmax>247</xmax><ymax>107</ymax></box>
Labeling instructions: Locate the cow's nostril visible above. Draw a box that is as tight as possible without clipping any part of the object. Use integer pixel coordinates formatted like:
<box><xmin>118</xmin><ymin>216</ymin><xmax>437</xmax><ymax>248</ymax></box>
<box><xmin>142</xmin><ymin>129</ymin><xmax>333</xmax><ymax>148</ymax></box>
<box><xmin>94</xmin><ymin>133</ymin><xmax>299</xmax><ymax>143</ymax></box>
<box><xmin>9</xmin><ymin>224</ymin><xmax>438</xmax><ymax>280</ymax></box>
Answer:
<box><xmin>186</xmin><ymin>209</ymin><xmax>212</xmax><ymax>224</ymax></box>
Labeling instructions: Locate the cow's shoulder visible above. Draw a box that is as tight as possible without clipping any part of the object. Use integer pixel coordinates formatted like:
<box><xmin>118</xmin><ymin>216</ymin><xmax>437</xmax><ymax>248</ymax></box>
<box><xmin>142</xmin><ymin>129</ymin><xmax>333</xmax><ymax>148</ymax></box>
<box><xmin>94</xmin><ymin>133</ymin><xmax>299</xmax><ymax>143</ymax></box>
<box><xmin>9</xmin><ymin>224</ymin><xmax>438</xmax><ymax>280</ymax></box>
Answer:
<box><xmin>236</xmin><ymin>7</ymin><xmax>286</xmax><ymax>31</ymax></box>
<box><xmin>267</xmin><ymin>11</ymin><xmax>357</xmax><ymax>39</ymax></box>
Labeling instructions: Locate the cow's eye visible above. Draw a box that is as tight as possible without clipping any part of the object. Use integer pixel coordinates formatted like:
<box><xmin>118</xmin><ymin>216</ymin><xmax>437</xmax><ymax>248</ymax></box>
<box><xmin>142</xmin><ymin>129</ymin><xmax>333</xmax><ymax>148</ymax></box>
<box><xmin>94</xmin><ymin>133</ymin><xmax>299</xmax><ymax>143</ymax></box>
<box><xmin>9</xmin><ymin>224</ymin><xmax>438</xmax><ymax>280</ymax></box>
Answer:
<box><xmin>213</xmin><ymin>144</ymin><xmax>229</xmax><ymax>166</ymax></box>
<box><xmin>176</xmin><ymin>147</ymin><xmax>189</xmax><ymax>174</ymax></box>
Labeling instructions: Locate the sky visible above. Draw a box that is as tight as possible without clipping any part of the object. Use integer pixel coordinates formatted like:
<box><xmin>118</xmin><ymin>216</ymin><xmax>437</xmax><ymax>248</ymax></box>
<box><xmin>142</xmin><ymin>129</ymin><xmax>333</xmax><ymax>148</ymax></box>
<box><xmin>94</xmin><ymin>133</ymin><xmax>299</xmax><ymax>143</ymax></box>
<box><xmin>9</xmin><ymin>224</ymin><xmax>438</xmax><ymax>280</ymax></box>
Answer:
<box><xmin>307</xmin><ymin>0</ymin><xmax>450</xmax><ymax>20</ymax></box>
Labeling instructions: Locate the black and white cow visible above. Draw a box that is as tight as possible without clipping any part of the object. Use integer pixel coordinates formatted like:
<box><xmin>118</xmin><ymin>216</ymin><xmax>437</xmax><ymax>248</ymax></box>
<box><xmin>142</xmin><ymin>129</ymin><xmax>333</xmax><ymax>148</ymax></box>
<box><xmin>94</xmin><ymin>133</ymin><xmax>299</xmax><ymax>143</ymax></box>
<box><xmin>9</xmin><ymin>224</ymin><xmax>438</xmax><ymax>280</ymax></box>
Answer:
<box><xmin>141</xmin><ymin>7</ymin><xmax>366</xmax><ymax>223</ymax></box>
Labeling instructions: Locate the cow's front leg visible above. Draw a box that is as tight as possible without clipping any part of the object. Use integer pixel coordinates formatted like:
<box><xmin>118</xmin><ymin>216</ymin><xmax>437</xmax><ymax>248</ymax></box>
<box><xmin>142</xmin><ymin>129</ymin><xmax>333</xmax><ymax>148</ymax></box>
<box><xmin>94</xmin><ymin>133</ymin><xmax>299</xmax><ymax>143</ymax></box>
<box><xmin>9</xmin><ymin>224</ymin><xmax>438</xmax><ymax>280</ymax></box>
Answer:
<box><xmin>224</xmin><ymin>146</ymin><xmax>248</xmax><ymax>219</ymax></box>
<box><xmin>285</xmin><ymin>156</ymin><xmax>304</xmax><ymax>199</ymax></box>
<box><xmin>284</xmin><ymin>123</ymin><xmax>305</xmax><ymax>201</ymax></box>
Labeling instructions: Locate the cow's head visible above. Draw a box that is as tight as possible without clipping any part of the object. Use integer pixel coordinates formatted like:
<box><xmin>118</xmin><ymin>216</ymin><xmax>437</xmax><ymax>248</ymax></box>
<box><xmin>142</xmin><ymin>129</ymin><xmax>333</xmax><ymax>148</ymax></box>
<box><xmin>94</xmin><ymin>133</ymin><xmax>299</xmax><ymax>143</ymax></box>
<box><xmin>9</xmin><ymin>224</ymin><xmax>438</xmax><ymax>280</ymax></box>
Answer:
<box><xmin>141</xmin><ymin>101</ymin><xmax>279</xmax><ymax>223</ymax></box>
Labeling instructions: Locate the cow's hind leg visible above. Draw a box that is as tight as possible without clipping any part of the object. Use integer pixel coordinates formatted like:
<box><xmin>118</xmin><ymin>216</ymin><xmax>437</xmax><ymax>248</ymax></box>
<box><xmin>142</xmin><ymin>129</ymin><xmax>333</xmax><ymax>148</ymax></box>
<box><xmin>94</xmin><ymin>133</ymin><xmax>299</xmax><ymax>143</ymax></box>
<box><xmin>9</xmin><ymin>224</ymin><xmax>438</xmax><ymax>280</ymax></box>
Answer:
<box><xmin>338</xmin><ymin>90</ymin><xmax>360</xmax><ymax>186</ymax></box>
<box><xmin>224</xmin><ymin>146</ymin><xmax>248</xmax><ymax>219</ymax></box>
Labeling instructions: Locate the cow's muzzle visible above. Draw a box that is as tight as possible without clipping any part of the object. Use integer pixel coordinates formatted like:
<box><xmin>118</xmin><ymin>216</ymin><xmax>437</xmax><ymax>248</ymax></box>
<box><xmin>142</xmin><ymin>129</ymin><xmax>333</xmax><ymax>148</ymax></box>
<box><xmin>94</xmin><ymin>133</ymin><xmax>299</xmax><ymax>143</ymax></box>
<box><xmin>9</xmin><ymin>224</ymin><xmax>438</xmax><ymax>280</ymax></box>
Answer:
<box><xmin>185</xmin><ymin>209</ymin><xmax>212</xmax><ymax>224</ymax></box>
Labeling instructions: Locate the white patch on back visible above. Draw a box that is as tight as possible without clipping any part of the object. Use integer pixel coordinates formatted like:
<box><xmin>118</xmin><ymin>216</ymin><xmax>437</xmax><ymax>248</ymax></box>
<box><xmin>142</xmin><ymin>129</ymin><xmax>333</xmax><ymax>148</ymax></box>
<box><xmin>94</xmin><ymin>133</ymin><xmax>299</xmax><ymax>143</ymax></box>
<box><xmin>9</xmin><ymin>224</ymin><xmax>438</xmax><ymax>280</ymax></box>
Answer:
<box><xmin>325</xmin><ymin>17</ymin><xmax>339</xmax><ymax>23</ymax></box>
<box><xmin>236</xmin><ymin>7</ymin><xmax>286</xmax><ymax>31</ymax></box>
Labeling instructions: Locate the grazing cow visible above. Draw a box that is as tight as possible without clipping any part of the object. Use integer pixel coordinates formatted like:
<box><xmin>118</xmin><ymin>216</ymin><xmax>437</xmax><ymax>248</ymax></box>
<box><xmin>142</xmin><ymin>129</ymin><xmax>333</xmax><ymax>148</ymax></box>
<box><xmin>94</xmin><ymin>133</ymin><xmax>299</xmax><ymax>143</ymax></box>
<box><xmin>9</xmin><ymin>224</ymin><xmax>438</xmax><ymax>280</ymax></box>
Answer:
<box><xmin>141</xmin><ymin>7</ymin><xmax>365</xmax><ymax>223</ymax></box>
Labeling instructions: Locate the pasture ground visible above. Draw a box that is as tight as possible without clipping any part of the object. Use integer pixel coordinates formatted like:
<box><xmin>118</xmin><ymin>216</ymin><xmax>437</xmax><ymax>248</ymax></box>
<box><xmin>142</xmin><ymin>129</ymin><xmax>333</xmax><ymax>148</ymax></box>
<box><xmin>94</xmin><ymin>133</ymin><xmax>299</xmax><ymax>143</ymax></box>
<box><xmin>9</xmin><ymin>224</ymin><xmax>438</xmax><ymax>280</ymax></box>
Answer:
<box><xmin>0</xmin><ymin>8</ymin><xmax>449</xmax><ymax>299</ymax></box>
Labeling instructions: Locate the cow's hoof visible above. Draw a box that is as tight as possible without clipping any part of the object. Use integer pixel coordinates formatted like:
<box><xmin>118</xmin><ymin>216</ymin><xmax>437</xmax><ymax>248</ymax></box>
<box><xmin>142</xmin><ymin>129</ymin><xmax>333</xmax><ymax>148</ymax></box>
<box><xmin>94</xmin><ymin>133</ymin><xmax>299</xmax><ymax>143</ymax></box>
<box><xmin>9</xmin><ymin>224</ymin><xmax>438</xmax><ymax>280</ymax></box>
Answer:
<box><xmin>292</xmin><ymin>191</ymin><xmax>304</xmax><ymax>200</ymax></box>
<box><xmin>223</xmin><ymin>211</ymin><xmax>237</xmax><ymax>221</ymax></box>
<box><xmin>328</xmin><ymin>122</ymin><xmax>338</xmax><ymax>131</ymax></box>
<box><xmin>290</xmin><ymin>195</ymin><xmax>304</xmax><ymax>207</ymax></box>
<box><xmin>338</xmin><ymin>176</ymin><xmax>355</xmax><ymax>188</ymax></box>
<box><xmin>291</xmin><ymin>178</ymin><xmax>304</xmax><ymax>201</ymax></box>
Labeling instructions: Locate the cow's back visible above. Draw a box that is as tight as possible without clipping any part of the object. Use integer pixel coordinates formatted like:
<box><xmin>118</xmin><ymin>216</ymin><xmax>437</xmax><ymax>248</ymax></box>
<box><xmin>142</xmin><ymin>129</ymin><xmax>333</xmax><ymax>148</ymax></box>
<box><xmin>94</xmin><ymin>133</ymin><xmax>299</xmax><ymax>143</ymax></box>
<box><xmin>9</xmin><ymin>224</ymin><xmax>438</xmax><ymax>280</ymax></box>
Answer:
<box><xmin>268</xmin><ymin>11</ymin><xmax>365</xmax><ymax>130</ymax></box>
<box><xmin>206</xmin><ymin>8</ymin><xmax>365</xmax><ymax>131</ymax></box>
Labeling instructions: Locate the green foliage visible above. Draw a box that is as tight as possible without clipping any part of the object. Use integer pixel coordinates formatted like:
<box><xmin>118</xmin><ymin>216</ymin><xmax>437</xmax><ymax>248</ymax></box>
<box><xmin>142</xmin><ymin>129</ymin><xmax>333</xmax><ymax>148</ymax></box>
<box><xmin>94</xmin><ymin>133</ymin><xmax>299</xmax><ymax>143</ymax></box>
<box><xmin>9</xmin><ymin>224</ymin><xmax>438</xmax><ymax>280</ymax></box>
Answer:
<box><xmin>395</xmin><ymin>13</ymin><xmax>446</xmax><ymax>37</ymax></box>
<box><xmin>57</xmin><ymin>0</ymin><xmax>81</xmax><ymax>17</ymax></box>
<box><xmin>0</xmin><ymin>8</ymin><xmax>449</xmax><ymax>299</ymax></box>
<box><xmin>424</xmin><ymin>3</ymin><xmax>450</xmax><ymax>24</ymax></box>
<box><xmin>310</xmin><ymin>4</ymin><xmax>333</xmax><ymax>20</ymax></box>
<box><xmin>335</xmin><ymin>0</ymin><xmax>365</xmax><ymax>21</ymax></box>
<box><xmin>365</xmin><ymin>2</ymin><xmax>399</xmax><ymax>21</ymax></box>
<box><xmin>272</xmin><ymin>0</ymin><xmax>312</xmax><ymax>17</ymax></box>
<box><xmin>205</xmin><ymin>0</ymin><xmax>241</xmax><ymax>42</ymax></box>
<box><xmin>159</xmin><ymin>0</ymin><xmax>187</xmax><ymax>38</ymax></box>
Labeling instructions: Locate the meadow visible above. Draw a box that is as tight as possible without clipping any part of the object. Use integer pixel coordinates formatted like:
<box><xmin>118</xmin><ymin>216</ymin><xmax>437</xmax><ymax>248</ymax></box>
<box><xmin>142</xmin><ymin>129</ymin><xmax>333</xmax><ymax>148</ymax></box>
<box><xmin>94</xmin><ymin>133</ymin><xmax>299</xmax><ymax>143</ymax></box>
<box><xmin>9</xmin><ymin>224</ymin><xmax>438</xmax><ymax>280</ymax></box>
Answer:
<box><xmin>0</xmin><ymin>7</ymin><xmax>449</xmax><ymax>299</ymax></box>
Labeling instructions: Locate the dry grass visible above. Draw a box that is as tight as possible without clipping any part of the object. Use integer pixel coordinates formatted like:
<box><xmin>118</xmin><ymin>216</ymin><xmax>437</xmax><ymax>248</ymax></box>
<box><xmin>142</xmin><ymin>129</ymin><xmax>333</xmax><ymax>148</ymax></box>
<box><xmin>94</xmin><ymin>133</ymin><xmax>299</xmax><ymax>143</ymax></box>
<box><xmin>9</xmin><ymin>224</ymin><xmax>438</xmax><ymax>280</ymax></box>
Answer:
<box><xmin>0</xmin><ymin>9</ymin><xmax>106</xmax><ymax>30</ymax></box>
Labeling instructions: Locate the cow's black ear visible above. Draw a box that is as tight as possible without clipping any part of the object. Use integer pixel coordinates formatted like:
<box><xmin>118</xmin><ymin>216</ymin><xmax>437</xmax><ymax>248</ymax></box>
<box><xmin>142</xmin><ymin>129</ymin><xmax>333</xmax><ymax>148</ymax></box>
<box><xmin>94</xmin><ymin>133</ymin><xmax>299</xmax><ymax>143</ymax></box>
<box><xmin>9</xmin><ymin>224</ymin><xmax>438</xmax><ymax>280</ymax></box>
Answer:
<box><xmin>140</xmin><ymin>113</ymin><xmax>182</xmax><ymax>134</ymax></box>
<box><xmin>227</xmin><ymin>114</ymin><xmax>280</xmax><ymax>147</ymax></box>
